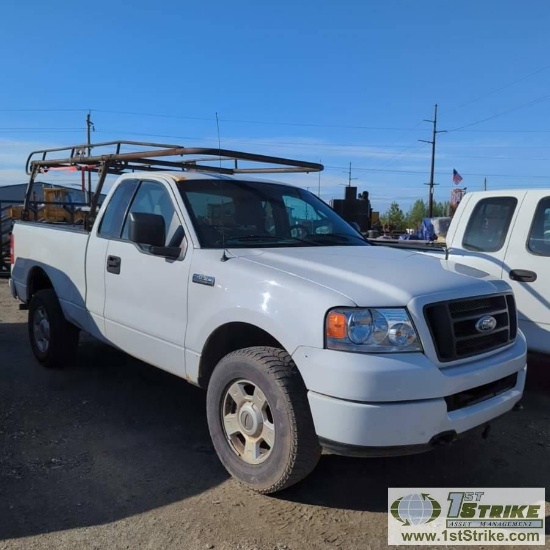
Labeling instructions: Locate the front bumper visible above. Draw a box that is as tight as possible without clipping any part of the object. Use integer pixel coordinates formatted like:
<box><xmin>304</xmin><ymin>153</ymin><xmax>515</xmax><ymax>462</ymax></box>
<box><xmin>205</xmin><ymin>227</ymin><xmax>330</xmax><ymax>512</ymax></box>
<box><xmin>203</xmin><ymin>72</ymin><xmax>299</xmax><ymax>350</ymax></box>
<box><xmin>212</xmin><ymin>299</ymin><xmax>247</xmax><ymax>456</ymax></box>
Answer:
<box><xmin>292</xmin><ymin>334</ymin><xmax>527</xmax><ymax>402</ymax></box>
<box><xmin>307</xmin><ymin>364</ymin><xmax>526</xmax><ymax>452</ymax></box>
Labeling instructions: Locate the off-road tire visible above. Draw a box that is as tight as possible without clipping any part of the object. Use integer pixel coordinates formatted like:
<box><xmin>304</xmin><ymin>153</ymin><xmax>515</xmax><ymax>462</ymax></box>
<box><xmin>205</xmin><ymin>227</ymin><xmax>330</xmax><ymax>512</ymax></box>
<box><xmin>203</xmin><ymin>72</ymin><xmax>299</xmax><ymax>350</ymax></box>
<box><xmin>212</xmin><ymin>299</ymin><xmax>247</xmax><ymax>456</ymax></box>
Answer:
<box><xmin>206</xmin><ymin>346</ymin><xmax>321</xmax><ymax>494</ymax></box>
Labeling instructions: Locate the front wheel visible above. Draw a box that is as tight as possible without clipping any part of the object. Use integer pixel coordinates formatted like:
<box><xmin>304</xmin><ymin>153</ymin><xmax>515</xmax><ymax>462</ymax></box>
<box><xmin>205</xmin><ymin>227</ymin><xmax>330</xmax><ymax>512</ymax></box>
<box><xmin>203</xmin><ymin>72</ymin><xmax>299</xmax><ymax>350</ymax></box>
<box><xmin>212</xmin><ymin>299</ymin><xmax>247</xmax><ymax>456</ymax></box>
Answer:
<box><xmin>206</xmin><ymin>346</ymin><xmax>321</xmax><ymax>494</ymax></box>
<box><xmin>28</xmin><ymin>289</ymin><xmax>79</xmax><ymax>368</ymax></box>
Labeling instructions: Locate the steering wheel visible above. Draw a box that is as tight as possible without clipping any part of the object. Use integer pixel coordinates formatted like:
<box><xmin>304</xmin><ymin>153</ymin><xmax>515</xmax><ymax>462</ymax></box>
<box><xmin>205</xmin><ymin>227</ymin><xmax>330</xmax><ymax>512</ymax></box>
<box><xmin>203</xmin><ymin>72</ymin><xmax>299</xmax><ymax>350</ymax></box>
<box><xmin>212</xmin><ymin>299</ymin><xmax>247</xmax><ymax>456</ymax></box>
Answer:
<box><xmin>290</xmin><ymin>224</ymin><xmax>309</xmax><ymax>239</ymax></box>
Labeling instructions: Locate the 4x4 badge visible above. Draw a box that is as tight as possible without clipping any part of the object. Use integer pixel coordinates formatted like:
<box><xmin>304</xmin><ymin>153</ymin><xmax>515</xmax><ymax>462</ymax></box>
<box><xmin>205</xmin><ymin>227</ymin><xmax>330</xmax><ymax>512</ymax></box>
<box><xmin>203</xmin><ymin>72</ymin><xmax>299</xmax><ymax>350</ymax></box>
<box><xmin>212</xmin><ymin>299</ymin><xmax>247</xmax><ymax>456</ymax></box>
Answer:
<box><xmin>192</xmin><ymin>274</ymin><xmax>215</xmax><ymax>287</ymax></box>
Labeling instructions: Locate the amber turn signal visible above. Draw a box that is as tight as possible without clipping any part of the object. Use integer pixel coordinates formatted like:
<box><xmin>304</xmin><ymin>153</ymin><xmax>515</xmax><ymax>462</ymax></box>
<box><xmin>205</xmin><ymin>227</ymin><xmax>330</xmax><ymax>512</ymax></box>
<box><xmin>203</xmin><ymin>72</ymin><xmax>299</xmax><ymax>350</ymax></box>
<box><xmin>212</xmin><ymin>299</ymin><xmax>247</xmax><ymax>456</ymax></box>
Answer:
<box><xmin>326</xmin><ymin>311</ymin><xmax>347</xmax><ymax>339</ymax></box>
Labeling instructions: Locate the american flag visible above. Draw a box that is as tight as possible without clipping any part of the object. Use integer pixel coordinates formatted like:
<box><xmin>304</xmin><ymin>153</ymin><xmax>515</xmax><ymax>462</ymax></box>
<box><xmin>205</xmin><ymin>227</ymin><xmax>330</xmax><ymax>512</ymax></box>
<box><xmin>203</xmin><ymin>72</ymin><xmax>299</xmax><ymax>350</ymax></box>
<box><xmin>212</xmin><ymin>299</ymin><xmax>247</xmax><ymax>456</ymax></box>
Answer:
<box><xmin>452</xmin><ymin>169</ymin><xmax>463</xmax><ymax>185</ymax></box>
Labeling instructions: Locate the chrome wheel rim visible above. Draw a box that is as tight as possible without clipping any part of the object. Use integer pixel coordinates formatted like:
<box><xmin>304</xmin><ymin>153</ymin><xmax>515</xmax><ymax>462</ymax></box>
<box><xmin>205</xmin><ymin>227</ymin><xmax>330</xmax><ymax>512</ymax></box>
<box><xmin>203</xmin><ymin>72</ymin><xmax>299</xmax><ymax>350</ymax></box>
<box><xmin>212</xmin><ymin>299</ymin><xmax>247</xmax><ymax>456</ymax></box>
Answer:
<box><xmin>33</xmin><ymin>306</ymin><xmax>50</xmax><ymax>353</ymax></box>
<box><xmin>222</xmin><ymin>379</ymin><xmax>275</xmax><ymax>465</ymax></box>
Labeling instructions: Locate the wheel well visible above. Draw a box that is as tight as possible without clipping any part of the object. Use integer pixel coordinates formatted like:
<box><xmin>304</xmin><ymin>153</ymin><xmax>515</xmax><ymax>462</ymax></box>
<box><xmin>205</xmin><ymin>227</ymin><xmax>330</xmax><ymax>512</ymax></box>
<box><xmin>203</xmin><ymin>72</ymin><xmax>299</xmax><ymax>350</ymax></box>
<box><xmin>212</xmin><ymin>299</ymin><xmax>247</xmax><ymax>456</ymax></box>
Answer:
<box><xmin>198</xmin><ymin>322</ymin><xmax>285</xmax><ymax>388</ymax></box>
<box><xmin>27</xmin><ymin>267</ymin><xmax>53</xmax><ymax>299</ymax></box>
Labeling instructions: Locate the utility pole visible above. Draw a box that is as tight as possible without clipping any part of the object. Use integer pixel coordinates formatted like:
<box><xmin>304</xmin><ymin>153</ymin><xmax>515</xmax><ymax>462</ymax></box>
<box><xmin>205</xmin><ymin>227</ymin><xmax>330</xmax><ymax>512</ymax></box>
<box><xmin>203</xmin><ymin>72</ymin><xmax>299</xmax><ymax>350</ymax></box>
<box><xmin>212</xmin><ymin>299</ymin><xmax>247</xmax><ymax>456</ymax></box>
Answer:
<box><xmin>347</xmin><ymin>162</ymin><xmax>357</xmax><ymax>187</ymax></box>
<box><xmin>419</xmin><ymin>104</ymin><xmax>446</xmax><ymax>217</ymax></box>
<box><xmin>484</xmin><ymin>177</ymin><xmax>487</xmax><ymax>191</ymax></box>
<box><xmin>86</xmin><ymin>112</ymin><xmax>94</xmax><ymax>205</ymax></box>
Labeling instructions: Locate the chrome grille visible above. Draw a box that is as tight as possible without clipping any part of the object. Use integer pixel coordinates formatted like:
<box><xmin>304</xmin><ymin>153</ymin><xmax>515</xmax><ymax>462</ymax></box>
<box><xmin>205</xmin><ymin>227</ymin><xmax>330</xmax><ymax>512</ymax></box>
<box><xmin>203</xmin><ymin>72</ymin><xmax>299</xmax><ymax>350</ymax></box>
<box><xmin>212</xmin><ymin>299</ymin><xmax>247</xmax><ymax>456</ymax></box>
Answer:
<box><xmin>425</xmin><ymin>294</ymin><xmax>517</xmax><ymax>362</ymax></box>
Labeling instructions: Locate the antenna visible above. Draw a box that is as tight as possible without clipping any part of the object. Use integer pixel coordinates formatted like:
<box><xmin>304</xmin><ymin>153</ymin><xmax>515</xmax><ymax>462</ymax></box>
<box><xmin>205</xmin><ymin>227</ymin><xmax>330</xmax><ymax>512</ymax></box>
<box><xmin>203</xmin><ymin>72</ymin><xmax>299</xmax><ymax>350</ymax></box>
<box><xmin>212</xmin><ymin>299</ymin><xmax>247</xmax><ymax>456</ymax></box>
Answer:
<box><xmin>215</xmin><ymin>112</ymin><xmax>222</xmax><ymax>158</ymax></box>
<box><xmin>216</xmin><ymin>112</ymin><xmax>231</xmax><ymax>262</ymax></box>
<box><xmin>86</xmin><ymin>111</ymin><xmax>95</xmax><ymax>204</ymax></box>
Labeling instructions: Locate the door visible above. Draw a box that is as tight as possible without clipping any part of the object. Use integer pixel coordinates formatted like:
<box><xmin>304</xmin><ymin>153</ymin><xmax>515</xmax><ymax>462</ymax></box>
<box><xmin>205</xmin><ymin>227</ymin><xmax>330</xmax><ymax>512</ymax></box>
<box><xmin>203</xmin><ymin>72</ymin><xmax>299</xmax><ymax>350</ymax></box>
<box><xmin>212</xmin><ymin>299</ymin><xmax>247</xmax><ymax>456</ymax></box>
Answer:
<box><xmin>103</xmin><ymin>179</ymin><xmax>190</xmax><ymax>376</ymax></box>
<box><xmin>85</xmin><ymin>179</ymin><xmax>140</xmax><ymax>340</ymax></box>
<box><xmin>450</xmin><ymin>194</ymin><xmax>521</xmax><ymax>278</ymax></box>
<box><xmin>502</xmin><ymin>194</ymin><xmax>550</xmax><ymax>353</ymax></box>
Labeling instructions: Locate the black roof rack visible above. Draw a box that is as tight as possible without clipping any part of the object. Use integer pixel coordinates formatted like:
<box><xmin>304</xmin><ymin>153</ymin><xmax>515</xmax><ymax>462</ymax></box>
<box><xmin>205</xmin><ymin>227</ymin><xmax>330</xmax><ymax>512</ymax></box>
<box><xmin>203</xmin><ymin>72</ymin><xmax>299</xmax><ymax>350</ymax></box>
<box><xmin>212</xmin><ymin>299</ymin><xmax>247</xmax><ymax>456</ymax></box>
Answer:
<box><xmin>22</xmin><ymin>140</ymin><xmax>324</xmax><ymax>230</ymax></box>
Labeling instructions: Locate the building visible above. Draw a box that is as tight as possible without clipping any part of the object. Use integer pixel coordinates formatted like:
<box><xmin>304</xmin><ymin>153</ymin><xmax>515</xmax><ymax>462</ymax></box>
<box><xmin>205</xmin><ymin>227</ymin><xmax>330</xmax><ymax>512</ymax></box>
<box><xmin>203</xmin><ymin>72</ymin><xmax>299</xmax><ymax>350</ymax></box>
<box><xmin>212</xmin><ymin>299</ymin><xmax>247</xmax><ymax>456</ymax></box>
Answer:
<box><xmin>330</xmin><ymin>186</ymin><xmax>374</xmax><ymax>232</ymax></box>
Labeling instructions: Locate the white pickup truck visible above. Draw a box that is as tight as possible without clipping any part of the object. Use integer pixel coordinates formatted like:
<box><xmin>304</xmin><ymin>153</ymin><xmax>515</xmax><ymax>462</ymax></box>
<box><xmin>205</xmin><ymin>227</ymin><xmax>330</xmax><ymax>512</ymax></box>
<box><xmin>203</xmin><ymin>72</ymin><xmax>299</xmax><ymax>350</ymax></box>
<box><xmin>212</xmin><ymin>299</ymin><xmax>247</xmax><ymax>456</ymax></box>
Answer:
<box><xmin>9</xmin><ymin>142</ymin><xmax>526</xmax><ymax>493</ymax></box>
<box><xmin>377</xmin><ymin>190</ymin><xmax>550</xmax><ymax>356</ymax></box>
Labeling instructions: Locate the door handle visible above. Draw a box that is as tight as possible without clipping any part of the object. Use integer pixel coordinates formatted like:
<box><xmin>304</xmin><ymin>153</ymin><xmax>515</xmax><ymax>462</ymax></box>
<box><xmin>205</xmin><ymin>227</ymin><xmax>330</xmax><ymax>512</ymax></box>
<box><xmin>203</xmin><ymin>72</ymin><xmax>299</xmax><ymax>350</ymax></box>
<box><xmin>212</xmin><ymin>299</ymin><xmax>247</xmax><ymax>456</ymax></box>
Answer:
<box><xmin>509</xmin><ymin>269</ymin><xmax>537</xmax><ymax>283</ymax></box>
<box><xmin>107</xmin><ymin>255</ymin><xmax>121</xmax><ymax>275</ymax></box>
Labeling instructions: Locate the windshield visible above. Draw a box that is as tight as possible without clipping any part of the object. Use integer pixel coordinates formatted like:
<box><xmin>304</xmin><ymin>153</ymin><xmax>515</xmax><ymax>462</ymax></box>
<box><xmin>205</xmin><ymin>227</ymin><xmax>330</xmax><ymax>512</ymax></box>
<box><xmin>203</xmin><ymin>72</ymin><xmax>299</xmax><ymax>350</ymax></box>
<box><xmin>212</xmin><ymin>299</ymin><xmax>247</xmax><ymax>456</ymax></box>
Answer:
<box><xmin>177</xmin><ymin>179</ymin><xmax>368</xmax><ymax>248</ymax></box>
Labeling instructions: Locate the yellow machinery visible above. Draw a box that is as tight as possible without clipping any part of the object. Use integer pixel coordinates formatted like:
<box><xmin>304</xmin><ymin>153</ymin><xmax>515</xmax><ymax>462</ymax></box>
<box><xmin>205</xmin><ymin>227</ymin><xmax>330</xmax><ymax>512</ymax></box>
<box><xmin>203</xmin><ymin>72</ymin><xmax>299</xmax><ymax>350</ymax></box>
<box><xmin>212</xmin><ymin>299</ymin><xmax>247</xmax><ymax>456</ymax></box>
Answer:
<box><xmin>8</xmin><ymin>187</ymin><xmax>87</xmax><ymax>224</ymax></box>
<box><xmin>7</xmin><ymin>204</ymin><xmax>24</xmax><ymax>220</ymax></box>
<box><xmin>42</xmin><ymin>187</ymin><xmax>86</xmax><ymax>223</ymax></box>
<box><xmin>5</xmin><ymin>187</ymin><xmax>86</xmax><ymax>224</ymax></box>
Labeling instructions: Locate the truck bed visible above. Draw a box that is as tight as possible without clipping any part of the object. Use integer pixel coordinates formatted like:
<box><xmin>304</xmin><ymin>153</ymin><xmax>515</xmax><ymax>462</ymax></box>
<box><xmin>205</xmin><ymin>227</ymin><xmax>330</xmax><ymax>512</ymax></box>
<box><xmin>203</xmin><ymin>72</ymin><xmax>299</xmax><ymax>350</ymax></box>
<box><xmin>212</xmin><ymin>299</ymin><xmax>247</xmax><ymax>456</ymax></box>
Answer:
<box><xmin>10</xmin><ymin>221</ymin><xmax>90</xmax><ymax>329</ymax></box>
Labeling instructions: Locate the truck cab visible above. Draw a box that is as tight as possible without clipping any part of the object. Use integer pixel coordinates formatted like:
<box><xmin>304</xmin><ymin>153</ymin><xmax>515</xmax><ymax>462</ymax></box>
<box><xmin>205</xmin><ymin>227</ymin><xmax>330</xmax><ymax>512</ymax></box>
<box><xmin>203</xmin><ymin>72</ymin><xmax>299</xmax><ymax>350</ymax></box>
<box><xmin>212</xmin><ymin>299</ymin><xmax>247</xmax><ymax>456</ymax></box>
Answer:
<box><xmin>443</xmin><ymin>190</ymin><xmax>550</xmax><ymax>355</ymax></box>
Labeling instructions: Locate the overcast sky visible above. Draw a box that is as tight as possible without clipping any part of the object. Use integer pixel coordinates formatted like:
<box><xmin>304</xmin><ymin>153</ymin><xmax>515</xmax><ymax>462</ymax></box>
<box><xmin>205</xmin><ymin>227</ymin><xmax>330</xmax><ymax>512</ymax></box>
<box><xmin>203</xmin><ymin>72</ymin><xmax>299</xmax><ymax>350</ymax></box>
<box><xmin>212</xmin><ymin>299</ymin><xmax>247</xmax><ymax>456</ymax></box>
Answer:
<box><xmin>2</xmin><ymin>0</ymin><xmax>550</xmax><ymax>212</ymax></box>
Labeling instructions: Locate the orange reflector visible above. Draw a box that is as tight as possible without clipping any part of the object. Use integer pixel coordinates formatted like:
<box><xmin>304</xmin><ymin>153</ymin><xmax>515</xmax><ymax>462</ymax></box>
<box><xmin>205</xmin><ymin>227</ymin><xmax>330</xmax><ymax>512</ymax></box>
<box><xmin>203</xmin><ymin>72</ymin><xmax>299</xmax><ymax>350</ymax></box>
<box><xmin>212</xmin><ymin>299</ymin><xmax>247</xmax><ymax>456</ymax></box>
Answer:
<box><xmin>327</xmin><ymin>312</ymin><xmax>347</xmax><ymax>339</ymax></box>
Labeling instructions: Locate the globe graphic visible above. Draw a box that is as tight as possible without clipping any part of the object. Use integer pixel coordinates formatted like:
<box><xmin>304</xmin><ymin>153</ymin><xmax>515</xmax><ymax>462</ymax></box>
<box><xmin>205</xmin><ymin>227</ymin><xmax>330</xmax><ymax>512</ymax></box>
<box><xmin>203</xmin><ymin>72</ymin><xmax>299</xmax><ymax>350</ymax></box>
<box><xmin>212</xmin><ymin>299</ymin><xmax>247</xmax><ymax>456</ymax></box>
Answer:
<box><xmin>393</xmin><ymin>493</ymin><xmax>441</xmax><ymax>525</ymax></box>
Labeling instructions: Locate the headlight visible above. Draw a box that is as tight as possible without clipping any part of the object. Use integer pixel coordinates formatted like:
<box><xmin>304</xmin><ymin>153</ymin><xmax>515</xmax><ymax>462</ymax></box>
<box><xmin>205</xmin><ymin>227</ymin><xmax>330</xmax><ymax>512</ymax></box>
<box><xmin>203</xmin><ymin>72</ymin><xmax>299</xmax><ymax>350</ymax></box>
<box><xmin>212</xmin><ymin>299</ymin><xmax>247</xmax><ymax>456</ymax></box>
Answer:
<box><xmin>326</xmin><ymin>308</ymin><xmax>422</xmax><ymax>353</ymax></box>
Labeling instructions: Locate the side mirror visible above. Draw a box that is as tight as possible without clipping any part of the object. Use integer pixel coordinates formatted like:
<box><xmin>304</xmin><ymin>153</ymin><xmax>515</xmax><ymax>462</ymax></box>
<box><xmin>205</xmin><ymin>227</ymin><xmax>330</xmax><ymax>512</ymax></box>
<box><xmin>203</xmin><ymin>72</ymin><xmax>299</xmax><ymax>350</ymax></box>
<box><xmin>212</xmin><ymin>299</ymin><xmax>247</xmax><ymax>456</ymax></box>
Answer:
<box><xmin>128</xmin><ymin>212</ymin><xmax>165</xmax><ymax>247</ymax></box>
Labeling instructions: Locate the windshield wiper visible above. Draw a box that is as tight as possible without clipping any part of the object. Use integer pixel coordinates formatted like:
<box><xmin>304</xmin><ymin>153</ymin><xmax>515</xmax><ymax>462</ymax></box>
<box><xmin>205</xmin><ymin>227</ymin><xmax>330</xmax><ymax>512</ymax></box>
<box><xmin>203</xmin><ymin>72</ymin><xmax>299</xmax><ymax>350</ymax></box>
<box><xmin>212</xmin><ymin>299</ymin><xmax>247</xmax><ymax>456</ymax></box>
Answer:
<box><xmin>307</xmin><ymin>233</ymin><xmax>368</xmax><ymax>244</ymax></box>
<box><xmin>225</xmin><ymin>234</ymin><xmax>319</xmax><ymax>246</ymax></box>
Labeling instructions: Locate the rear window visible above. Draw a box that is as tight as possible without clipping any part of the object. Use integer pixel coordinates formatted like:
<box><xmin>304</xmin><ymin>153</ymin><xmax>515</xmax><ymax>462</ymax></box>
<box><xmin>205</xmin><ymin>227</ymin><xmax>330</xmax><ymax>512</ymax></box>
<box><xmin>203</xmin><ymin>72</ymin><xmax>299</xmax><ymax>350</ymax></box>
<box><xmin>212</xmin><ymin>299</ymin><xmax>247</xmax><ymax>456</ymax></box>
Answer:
<box><xmin>463</xmin><ymin>197</ymin><xmax>517</xmax><ymax>252</ymax></box>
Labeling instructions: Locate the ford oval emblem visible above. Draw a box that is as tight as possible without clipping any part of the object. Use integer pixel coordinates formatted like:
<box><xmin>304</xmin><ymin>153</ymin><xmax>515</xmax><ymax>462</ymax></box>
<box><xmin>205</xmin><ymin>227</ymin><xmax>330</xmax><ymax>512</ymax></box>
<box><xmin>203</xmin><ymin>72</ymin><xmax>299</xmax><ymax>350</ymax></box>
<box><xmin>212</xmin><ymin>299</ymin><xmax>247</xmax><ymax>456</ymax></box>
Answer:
<box><xmin>475</xmin><ymin>315</ymin><xmax>497</xmax><ymax>333</ymax></box>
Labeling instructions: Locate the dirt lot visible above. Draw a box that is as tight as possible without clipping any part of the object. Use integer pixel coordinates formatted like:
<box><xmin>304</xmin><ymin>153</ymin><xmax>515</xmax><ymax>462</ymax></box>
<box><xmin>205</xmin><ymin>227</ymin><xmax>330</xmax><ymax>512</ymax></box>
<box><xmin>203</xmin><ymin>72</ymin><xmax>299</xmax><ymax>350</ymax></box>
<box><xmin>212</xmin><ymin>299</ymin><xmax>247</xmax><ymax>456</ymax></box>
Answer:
<box><xmin>0</xmin><ymin>279</ymin><xmax>548</xmax><ymax>549</ymax></box>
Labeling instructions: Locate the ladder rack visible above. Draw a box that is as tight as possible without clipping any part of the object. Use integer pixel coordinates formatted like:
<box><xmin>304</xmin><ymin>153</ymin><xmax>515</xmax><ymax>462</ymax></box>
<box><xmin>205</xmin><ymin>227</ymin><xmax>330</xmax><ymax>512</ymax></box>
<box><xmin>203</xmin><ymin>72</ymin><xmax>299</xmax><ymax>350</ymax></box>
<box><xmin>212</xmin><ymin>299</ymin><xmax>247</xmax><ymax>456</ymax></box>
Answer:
<box><xmin>26</xmin><ymin>140</ymin><xmax>323</xmax><ymax>175</ymax></box>
<box><xmin>22</xmin><ymin>140</ymin><xmax>324</xmax><ymax>230</ymax></box>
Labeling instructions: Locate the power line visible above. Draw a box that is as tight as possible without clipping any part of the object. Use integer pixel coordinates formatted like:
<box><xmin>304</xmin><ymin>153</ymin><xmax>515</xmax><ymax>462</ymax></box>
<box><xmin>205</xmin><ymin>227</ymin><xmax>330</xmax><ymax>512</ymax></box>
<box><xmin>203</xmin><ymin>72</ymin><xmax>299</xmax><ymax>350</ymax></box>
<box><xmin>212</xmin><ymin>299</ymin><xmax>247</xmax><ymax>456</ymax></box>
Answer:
<box><xmin>448</xmin><ymin>92</ymin><xmax>550</xmax><ymax>132</ymax></box>
<box><xmin>93</xmin><ymin>109</ymin><xmax>214</xmax><ymax>122</ymax></box>
<box><xmin>3</xmin><ymin>127</ymin><xmax>550</xmax><ymax>162</ymax></box>
<box><xmin>0</xmin><ymin>127</ymin><xmax>83</xmax><ymax>130</ymax></box>
<box><xmin>4</xmin><ymin>106</ymin><xmax>550</xmax><ymax>134</ymax></box>
<box><xmin>0</xmin><ymin>108</ymin><xmax>89</xmax><ymax>113</ymax></box>
<box><xmin>323</xmin><ymin>164</ymin><xmax>550</xmax><ymax>179</ymax></box>
<box><xmin>443</xmin><ymin>64</ymin><xmax>550</xmax><ymax>114</ymax></box>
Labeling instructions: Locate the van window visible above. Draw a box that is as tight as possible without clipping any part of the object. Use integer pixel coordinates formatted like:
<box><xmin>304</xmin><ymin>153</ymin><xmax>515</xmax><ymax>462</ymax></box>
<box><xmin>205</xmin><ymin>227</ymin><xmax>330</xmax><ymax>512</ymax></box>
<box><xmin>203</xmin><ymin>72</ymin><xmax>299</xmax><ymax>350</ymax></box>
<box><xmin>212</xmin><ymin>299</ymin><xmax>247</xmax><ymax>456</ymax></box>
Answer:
<box><xmin>527</xmin><ymin>197</ymin><xmax>550</xmax><ymax>256</ymax></box>
<box><xmin>462</xmin><ymin>197</ymin><xmax>517</xmax><ymax>253</ymax></box>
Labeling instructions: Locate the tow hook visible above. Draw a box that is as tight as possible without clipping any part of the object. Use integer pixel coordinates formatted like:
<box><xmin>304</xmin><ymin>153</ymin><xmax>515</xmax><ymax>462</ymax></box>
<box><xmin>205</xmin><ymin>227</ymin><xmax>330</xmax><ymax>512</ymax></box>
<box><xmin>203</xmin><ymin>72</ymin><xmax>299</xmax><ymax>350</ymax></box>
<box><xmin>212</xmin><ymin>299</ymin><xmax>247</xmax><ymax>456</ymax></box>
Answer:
<box><xmin>513</xmin><ymin>401</ymin><xmax>523</xmax><ymax>411</ymax></box>
<box><xmin>430</xmin><ymin>431</ymin><xmax>457</xmax><ymax>446</ymax></box>
<box><xmin>482</xmin><ymin>425</ymin><xmax>491</xmax><ymax>439</ymax></box>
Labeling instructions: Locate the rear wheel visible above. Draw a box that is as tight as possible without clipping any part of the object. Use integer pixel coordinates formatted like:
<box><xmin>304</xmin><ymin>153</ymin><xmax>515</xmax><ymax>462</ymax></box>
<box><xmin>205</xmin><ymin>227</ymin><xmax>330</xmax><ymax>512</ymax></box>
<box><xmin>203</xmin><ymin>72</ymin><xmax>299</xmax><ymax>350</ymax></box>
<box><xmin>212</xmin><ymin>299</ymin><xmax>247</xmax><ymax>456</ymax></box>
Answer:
<box><xmin>28</xmin><ymin>289</ymin><xmax>79</xmax><ymax>368</ymax></box>
<box><xmin>206</xmin><ymin>346</ymin><xmax>321</xmax><ymax>494</ymax></box>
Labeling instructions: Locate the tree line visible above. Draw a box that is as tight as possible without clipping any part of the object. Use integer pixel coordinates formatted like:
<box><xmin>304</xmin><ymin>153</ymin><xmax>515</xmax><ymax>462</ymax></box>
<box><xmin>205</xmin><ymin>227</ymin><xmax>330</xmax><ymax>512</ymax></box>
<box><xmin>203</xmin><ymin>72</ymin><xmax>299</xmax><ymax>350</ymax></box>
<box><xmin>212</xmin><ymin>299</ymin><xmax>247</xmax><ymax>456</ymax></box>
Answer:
<box><xmin>379</xmin><ymin>199</ymin><xmax>450</xmax><ymax>232</ymax></box>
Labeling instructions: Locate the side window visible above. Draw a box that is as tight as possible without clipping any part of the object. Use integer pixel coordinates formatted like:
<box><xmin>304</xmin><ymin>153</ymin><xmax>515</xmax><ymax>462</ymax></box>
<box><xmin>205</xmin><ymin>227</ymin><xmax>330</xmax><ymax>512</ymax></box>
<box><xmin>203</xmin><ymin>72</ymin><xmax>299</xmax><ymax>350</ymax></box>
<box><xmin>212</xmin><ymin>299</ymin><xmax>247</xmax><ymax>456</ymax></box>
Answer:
<box><xmin>98</xmin><ymin>179</ymin><xmax>139</xmax><ymax>238</ymax></box>
<box><xmin>463</xmin><ymin>197</ymin><xmax>517</xmax><ymax>253</ymax></box>
<box><xmin>121</xmin><ymin>181</ymin><xmax>183</xmax><ymax>246</ymax></box>
<box><xmin>528</xmin><ymin>197</ymin><xmax>550</xmax><ymax>256</ymax></box>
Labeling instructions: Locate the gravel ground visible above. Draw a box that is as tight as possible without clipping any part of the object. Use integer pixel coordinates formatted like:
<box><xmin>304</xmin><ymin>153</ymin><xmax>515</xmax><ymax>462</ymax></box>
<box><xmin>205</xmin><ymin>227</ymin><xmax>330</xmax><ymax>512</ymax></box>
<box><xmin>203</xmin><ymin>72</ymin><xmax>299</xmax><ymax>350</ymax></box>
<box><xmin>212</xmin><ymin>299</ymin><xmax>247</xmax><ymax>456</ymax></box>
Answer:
<box><xmin>0</xmin><ymin>279</ymin><xmax>548</xmax><ymax>550</ymax></box>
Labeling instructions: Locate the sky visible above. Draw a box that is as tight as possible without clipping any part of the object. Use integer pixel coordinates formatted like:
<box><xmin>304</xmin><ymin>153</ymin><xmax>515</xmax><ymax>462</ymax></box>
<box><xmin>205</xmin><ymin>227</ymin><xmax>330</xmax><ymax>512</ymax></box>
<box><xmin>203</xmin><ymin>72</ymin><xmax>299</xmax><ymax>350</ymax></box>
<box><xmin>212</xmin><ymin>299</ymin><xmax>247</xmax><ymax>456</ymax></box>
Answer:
<box><xmin>1</xmin><ymin>0</ymin><xmax>550</xmax><ymax>213</ymax></box>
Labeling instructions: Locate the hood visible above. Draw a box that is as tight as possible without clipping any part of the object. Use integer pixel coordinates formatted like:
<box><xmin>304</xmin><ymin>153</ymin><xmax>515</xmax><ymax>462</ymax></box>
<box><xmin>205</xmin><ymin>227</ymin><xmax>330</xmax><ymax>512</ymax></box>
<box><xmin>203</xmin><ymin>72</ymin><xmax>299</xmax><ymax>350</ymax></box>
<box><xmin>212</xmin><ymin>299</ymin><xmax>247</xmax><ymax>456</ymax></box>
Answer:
<box><xmin>232</xmin><ymin>246</ymin><xmax>505</xmax><ymax>306</ymax></box>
